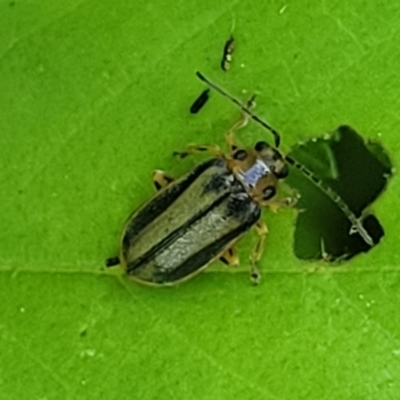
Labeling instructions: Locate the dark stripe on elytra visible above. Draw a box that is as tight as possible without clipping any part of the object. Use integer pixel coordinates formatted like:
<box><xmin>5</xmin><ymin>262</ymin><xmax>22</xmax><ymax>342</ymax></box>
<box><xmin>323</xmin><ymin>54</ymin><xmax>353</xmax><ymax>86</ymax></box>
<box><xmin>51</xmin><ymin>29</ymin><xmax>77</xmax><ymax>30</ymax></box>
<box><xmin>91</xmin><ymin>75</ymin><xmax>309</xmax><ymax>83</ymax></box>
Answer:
<box><xmin>126</xmin><ymin>190</ymin><xmax>232</xmax><ymax>273</ymax></box>
<box><xmin>162</xmin><ymin>206</ymin><xmax>260</xmax><ymax>282</ymax></box>
<box><xmin>123</xmin><ymin>158</ymin><xmax>225</xmax><ymax>246</ymax></box>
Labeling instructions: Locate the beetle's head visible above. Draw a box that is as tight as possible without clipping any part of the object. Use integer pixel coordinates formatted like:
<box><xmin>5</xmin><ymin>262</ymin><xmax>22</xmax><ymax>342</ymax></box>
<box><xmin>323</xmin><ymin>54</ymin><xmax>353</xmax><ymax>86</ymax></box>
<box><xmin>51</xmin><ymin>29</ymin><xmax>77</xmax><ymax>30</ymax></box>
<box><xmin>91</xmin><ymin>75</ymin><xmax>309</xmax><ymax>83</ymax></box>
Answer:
<box><xmin>253</xmin><ymin>141</ymin><xmax>288</xmax><ymax>179</ymax></box>
<box><xmin>229</xmin><ymin>142</ymin><xmax>288</xmax><ymax>203</ymax></box>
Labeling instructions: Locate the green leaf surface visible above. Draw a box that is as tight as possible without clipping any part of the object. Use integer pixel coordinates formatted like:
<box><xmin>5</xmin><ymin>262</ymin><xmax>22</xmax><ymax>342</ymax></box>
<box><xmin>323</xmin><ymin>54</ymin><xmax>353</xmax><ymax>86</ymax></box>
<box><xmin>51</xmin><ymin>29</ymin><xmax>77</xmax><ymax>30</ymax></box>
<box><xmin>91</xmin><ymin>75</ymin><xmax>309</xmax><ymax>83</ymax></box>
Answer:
<box><xmin>1</xmin><ymin>1</ymin><xmax>399</xmax><ymax>399</ymax></box>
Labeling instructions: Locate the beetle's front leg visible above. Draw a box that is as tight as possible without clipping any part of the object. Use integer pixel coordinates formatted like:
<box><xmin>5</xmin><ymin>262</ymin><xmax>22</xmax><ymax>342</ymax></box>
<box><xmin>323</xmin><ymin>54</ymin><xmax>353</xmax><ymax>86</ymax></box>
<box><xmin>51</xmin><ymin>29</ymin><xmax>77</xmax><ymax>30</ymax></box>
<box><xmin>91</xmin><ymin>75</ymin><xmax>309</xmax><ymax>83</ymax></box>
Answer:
<box><xmin>249</xmin><ymin>219</ymin><xmax>268</xmax><ymax>285</ymax></box>
<box><xmin>225</xmin><ymin>95</ymin><xmax>256</xmax><ymax>153</ymax></box>
<box><xmin>173</xmin><ymin>144</ymin><xmax>224</xmax><ymax>159</ymax></box>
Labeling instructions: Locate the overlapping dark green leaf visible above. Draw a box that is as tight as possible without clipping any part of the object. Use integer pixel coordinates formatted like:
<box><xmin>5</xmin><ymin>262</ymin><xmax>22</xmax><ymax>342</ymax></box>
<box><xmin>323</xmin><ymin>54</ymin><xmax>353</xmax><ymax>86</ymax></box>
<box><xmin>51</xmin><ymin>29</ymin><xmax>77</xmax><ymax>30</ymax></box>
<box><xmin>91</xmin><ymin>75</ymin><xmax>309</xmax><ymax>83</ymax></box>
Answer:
<box><xmin>286</xmin><ymin>126</ymin><xmax>392</xmax><ymax>261</ymax></box>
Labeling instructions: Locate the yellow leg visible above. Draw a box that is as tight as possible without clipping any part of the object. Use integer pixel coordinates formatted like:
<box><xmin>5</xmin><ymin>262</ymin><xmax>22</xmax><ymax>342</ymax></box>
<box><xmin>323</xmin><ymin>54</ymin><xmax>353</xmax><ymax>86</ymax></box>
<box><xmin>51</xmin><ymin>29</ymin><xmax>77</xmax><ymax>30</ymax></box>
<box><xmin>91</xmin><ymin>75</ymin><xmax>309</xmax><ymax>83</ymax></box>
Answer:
<box><xmin>225</xmin><ymin>95</ymin><xmax>256</xmax><ymax>152</ymax></box>
<box><xmin>220</xmin><ymin>246</ymin><xmax>239</xmax><ymax>266</ymax></box>
<box><xmin>249</xmin><ymin>219</ymin><xmax>268</xmax><ymax>285</ymax></box>
<box><xmin>173</xmin><ymin>144</ymin><xmax>223</xmax><ymax>159</ymax></box>
<box><xmin>263</xmin><ymin>196</ymin><xmax>298</xmax><ymax>212</ymax></box>
<box><xmin>152</xmin><ymin>170</ymin><xmax>174</xmax><ymax>191</ymax></box>
<box><xmin>175</xmin><ymin>95</ymin><xmax>256</xmax><ymax>158</ymax></box>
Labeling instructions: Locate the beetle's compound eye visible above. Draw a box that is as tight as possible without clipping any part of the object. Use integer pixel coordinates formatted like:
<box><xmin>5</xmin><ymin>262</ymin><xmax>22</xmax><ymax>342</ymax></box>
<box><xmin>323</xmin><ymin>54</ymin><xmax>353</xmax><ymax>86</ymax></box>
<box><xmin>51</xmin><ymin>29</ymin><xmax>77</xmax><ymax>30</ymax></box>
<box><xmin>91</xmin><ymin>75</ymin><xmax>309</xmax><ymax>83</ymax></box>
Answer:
<box><xmin>233</xmin><ymin>149</ymin><xmax>248</xmax><ymax>161</ymax></box>
<box><xmin>263</xmin><ymin>185</ymin><xmax>276</xmax><ymax>201</ymax></box>
<box><xmin>254</xmin><ymin>141</ymin><xmax>269</xmax><ymax>152</ymax></box>
<box><xmin>272</xmin><ymin>149</ymin><xmax>284</xmax><ymax>161</ymax></box>
<box><xmin>275</xmin><ymin>164</ymin><xmax>289</xmax><ymax>179</ymax></box>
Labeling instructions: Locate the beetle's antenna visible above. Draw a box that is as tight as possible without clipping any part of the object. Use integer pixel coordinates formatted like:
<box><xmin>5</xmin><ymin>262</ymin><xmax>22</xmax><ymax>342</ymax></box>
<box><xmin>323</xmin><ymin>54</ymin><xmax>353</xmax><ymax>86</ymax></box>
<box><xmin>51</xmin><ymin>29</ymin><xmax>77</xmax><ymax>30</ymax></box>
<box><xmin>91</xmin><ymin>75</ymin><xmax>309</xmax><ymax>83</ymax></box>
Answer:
<box><xmin>285</xmin><ymin>156</ymin><xmax>374</xmax><ymax>246</ymax></box>
<box><xmin>196</xmin><ymin>71</ymin><xmax>281</xmax><ymax>148</ymax></box>
<box><xmin>196</xmin><ymin>71</ymin><xmax>374</xmax><ymax>246</ymax></box>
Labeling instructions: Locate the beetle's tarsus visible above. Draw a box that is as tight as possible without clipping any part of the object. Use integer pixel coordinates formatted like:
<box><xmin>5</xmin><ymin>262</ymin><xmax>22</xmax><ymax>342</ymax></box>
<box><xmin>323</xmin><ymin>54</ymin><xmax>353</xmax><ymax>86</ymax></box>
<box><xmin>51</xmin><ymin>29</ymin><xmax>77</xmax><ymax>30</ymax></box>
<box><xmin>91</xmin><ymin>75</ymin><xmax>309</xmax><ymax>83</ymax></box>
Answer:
<box><xmin>173</xmin><ymin>151</ymin><xmax>189</xmax><ymax>159</ymax></box>
<box><xmin>174</xmin><ymin>145</ymin><xmax>222</xmax><ymax>159</ymax></box>
<box><xmin>248</xmin><ymin>220</ymin><xmax>267</xmax><ymax>285</ymax></box>
<box><xmin>250</xmin><ymin>266</ymin><xmax>261</xmax><ymax>285</ymax></box>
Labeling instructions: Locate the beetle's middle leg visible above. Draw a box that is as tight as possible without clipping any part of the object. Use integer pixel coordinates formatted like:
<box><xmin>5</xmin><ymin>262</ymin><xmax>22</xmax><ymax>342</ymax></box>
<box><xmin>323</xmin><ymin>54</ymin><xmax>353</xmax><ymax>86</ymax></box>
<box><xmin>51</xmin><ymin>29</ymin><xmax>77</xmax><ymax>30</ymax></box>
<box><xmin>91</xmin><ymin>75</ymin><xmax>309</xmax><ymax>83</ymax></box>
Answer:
<box><xmin>249</xmin><ymin>219</ymin><xmax>268</xmax><ymax>285</ymax></box>
<box><xmin>152</xmin><ymin>170</ymin><xmax>175</xmax><ymax>191</ymax></box>
<box><xmin>225</xmin><ymin>95</ymin><xmax>256</xmax><ymax>152</ymax></box>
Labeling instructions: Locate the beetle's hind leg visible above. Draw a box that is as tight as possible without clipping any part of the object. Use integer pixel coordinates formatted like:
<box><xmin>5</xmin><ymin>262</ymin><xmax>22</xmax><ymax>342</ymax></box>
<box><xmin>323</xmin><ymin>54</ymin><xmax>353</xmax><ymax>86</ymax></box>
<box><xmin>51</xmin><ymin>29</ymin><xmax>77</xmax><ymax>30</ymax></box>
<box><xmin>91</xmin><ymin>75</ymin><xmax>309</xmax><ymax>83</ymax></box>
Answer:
<box><xmin>225</xmin><ymin>95</ymin><xmax>256</xmax><ymax>152</ymax></box>
<box><xmin>173</xmin><ymin>144</ymin><xmax>223</xmax><ymax>159</ymax></box>
<box><xmin>152</xmin><ymin>170</ymin><xmax>174</xmax><ymax>191</ymax></box>
<box><xmin>249</xmin><ymin>219</ymin><xmax>268</xmax><ymax>285</ymax></box>
<box><xmin>220</xmin><ymin>246</ymin><xmax>239</xmax><ymax>266</ymax></box>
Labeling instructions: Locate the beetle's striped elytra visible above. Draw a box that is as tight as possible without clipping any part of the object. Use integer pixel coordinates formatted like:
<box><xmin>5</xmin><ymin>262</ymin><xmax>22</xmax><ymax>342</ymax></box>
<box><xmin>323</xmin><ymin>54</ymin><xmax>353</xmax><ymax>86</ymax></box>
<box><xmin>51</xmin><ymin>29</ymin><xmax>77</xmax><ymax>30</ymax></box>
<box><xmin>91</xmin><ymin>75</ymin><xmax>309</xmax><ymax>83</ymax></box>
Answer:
<box><xmin>122</xmin><ymin>158</ymin><xmax>262</xmax><ymax>285</ymax></box>
<box><xmin>106</xmin><ymin>72</ymin><xmax>374</xmax><ymax>286</ymax></box>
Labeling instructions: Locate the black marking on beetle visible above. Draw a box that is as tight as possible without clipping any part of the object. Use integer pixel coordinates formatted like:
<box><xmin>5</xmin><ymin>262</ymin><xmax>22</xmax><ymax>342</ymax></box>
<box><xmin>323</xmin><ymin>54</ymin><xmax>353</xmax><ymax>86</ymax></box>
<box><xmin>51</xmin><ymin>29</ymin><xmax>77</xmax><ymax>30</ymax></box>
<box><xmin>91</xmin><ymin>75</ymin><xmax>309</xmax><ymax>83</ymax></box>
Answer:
<box><xmin>123</xmin><ymin>158</ymin><xmax>225</xmax><ymax>248</ymax></box>
<box><xmin>220</xmin><ymin>257</ymin><xmax>229</xmax><ymax>265</ymax></box>
<box><xmin>201</xmin><ymin>171</ymin><xmax>233</xmax><ymax>195</ymax></box>
<box><xmin>154</xmin><ymin>181</ymin><xmax>162</xmax><ymax>190</ymax></box>
<box><xmin>272</xmin><ymin>150</ymin><xmax>283</xmax><ymax>161</ymax></box>
<box><xmin>190</xmin><ymin>89</ymin><xmax>210</xmax><ymax>114</ymax></box>
<box><xmin>226</xmin><ymin>193</ymin><xmax>261</xmax><ymax>222</ymax></box>
<box><xmin>274</xmin><ymin>164</ymin><xmax>289</xmax><ymax>179</ymax></box>
<box><xmin>126</xmin><ymin>191</ymin><xmax>232</xmax><ymax>273</ymax></box>
<box><xmin>160</xmin><ymin>208</ymin><xmax>259</xmax><ymax>283</ymax></box>
<box><xmin>233</xmin><ymin>149</ymin><xmax>248</xmax><ymax>161</ymax></box>
<box><xmin>255</xmin><ymin>141</ymin><xmax>269</xmax><ymax>151</ymax></box>
<box><xmin>263</xmin><ymin>186</ymin><xmax>276</xmax><ymax>201</ymax></box>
